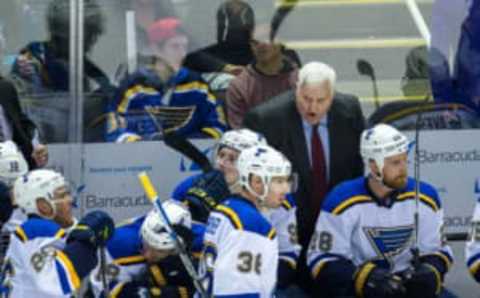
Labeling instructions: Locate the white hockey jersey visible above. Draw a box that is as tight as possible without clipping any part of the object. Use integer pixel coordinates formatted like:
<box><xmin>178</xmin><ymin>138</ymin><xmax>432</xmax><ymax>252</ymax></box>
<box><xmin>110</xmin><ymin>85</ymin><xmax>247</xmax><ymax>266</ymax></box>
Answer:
<box><xmin>0</xmin><ymin>217</ymin><xmax>75</xmax><ymax>298</ymax></box>
<box><xmin>263</xmin><ymin>194</ymin><xmax>301</xmax><ymax>271</ymax></box>
<box><xmin>465</xmin><ymin>200</ymin><xmax>480</xmax><ymax>282</ymax></box>
<box><xmin>200</xmin><ymin>196</ymin><xmax>278</xmax><ymax>297</ymax></box>
<box><xmin>307</xmin><ymin>177</ymin><xmax>453</xmax><ymax>289</ymax></box>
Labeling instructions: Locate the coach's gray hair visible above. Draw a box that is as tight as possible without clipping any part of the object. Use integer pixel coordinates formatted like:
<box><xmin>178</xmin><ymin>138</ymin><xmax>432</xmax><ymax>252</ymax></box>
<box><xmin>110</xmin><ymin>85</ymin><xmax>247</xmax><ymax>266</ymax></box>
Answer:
<box><xmin>297</xmin><ymin>62</ymin><xmax>336</xmax><ymax>93</ymax></box>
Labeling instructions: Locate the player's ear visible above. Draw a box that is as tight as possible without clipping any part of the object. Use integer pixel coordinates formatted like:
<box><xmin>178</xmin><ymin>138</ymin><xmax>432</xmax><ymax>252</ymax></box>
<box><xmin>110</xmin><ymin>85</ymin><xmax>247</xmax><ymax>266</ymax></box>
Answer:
<box><xmin>36</xmin><ymin>198</ymin><xmax>54</xmax><ymax>218</ymax></box>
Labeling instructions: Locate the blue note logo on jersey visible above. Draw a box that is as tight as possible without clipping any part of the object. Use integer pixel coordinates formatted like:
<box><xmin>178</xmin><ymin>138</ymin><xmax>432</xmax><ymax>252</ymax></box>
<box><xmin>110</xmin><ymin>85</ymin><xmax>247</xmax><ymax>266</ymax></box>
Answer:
<box><xmin>364</xmin><ymin>225</ymin><xmax>414</xmax><ymax>267</ymax></box>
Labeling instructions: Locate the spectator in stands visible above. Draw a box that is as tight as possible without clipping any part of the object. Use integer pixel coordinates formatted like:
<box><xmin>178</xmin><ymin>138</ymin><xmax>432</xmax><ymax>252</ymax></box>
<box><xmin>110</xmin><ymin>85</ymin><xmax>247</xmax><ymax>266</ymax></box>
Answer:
<box><xmin>0</xmin><ymin>76</ymin><xmax>48</xmax><ymax>168</ymax></box>
<box><xmin>183</xmin><ymin>0</ymin><xmax>255</xmax><ymax>75</ymax></box>
<box><xmin>226</xmin><ymin>24</ymin><xmax>298</xmax><ymax>128</ymax></box>
<box><xmin>429</xmin><ymin>0</ymin><xmax>480</xmax><ymax>115</ymax></box>
<box><xmin>10</xmin><ymin>0</ymin><xmax>111</xmax><ymax>94</ymax></box>
<box><xmin>243</xmin><ymin>61</ymin><xmax>364</xmax><ymax>294</ymax></box>
<box><xmin>105</xmin><ymin>17</ymin><xmax>226</xmax><ymax>142</ymax></box>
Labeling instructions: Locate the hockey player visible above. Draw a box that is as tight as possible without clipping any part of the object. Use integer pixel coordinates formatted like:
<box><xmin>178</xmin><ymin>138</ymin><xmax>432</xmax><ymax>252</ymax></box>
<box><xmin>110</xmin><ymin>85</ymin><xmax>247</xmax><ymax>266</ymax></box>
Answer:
<box><xmin>0</xmin><ymin>141</ymin><xmax>29</xmax><ymax>233</ymax></box>
<box><xmin>0</xmin><ymin>141</ymin><xmax>29</xmax><ymax>268</ymax></box>
<box><xmin>172</xmin><ymin>129</ymin><xmax>301</xmax><ymax>290</ymax></box>
<box><xmin>465</xmin><ymin>200</ymin><xmax>480</xmax><ymax>282</ymax></box>
<box><xmin>307</xmin><ymin>123</ymin><xmax>453</xmax><ymax>298</ymax></box>
<box><xmin>89</xmin><ymin>199</ymin><xmax>195</xmax><ymax>297</ymax></box>
<box><xmin>1</xmin><ymin>169</ymin><xmax>114</xmax><ymax>297</ymax></box>
<box><xmin>105</xmin><ymin>17</ymin><xmax>226</xmax><ymax>142</ymax></box>
<box><xmin>199</xmin><ymin>144</ymin><xmax>292</xmax><ymax>297</ymax></box>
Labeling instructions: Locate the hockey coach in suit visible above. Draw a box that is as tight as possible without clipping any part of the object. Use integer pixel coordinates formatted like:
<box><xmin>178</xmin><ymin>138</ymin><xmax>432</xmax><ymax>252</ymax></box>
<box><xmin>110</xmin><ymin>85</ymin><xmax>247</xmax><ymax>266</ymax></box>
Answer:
<box><xmin>244</xmin><ymin>61</ymin><xmax>365</xmax><ymax>292</ymax></box>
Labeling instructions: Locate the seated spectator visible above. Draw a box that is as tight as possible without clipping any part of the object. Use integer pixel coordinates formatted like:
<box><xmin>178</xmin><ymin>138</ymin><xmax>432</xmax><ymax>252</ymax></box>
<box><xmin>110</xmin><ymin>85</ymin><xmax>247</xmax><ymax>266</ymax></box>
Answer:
<box><xmin>10</xmin><ymin>0</ymin><xmax>111</xmax><ymax>94</ymax></box>
<box><xmin>226</xmin><ymin>25</ymin><xmax>298</xmax><ymax>128</ymax></box>
<box><xmin>105</xmin><ymin>17</ymin><xmax>227</xmax><ymax>142</ymax></box>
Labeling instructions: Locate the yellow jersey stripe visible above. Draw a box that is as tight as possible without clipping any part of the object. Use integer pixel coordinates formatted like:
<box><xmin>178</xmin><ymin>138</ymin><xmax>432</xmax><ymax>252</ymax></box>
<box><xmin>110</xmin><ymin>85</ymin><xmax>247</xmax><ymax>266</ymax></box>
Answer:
<box><xmin>312</xmin><ymin>260</ymin><xmax>328</xmax><ymax>279</ymax></box>
<box><xmin>150</xmin><ymin>265</ymin><xmax>167</xmax><ymax>287</ymax></box>
<box><xmin>332</xmin><ymin>195</ymin><xmax>372</xmax><ymax>215</ymax></box>
<box><xmin>201</xmin><ymin>127</ymin><xmax>222</xmax><ymax>139</ymax></box>
<box><xmin>267</xmin><ymin>228</ymin><xmax>277</xmax><ymax>240</ymax></box>
<box><xmin>281</xmin><ymin>257</ymin><xmax>297</xmax><ymax>270</ymax></box>
<box><xmin>118</xmin><ymin>85</ymin><xmax>158</xmax><ymax>113</ymax></box>
<box><xmin>110</xmin><ymin>282</ymin><xmax>126</xmax><ymax>298</ymax></box>
<box><xmin>424</xmin><ymin>264</ymin><xmax>442</xmax><ymax>295</ymax></box>
<box><xmin>113</xmin><ymin>255</ymin><xmax>146</xmax><ymax>265</ymax></box>
<box><xmin>427</xmin><ymin>252</ymin><xmax>453</xmax><ymax>270</ymax></box>
<box><xmin>55</xmin><ymin>229</ymin><xmax>66</xmax><ymax>239</ymax></box>
<box><xmin>397</xmin><ymin>192</ymin><xmax>439</xmax><ymax>211</ymax></box>
<box><xmin>56</xmin><ymin>251</ymin><xmax>81</xmax><ymax>291</ymax></box>
<box><xmin>469</xmin><ymin>260</ymin><xmax>480</xmax><ymax>276</ymax></box>
<box><xmin>216</xmin><ymin>206</ymin><xmax>243</xmax><ymax>230</ymax></box>
<box><xmin>176</xmin><ymin>81</ymin><xmax>209</xmax><ymax>93</ymax></box>
<box><xmin>282</xmin><ymin>200</ymin><xmax>292</xmax><ymax>210</ymax></box>
<box><xmin>355</xmin><ymin>262</ymin><xmax>376</xmax><ymax>298</ymax></box>
<box><xmin>14</xmin><ymin>226</ymin><xmax>28</xmax><ymax>242</ymax></box>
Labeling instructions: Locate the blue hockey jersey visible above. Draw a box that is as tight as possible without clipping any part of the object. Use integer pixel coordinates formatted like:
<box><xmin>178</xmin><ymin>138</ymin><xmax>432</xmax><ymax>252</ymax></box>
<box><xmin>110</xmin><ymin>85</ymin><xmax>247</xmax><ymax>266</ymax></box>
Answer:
<box><xmin>105</xmin><ymin>67</ymin><xmax>226</xmax><ymax>142</ymax></box>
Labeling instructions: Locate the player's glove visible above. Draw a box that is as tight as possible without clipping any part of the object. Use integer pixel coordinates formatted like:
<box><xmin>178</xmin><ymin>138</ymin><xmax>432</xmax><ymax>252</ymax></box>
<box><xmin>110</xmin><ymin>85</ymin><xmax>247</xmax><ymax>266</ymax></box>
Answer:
<box><xmin>403</xmin><ymin>263</ymin><xmax>442</xmax><ymax>298</ymax></box>
<box><xmin>185</xmin><ymin>170</ymin><xmax>230</xmax><ymax>222</ymax></box>
<box><xmin>354</xmin><ymin>262</ymin><xmax>405</xmax><ymax>298</ymax></box>
<box><xmin>68</xmin><ymin>210</ymin><xmax>114</xmax><ymax>248</ymax></box>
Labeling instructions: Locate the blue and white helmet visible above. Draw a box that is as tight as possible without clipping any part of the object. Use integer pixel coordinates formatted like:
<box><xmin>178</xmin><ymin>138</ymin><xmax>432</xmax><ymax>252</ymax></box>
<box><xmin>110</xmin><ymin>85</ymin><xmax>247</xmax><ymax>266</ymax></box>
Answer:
<box><xmin>237</xmin><ymin>144</ymin><xmax>291</xmax><ymax>201</ymax></box>
<box><xmin>216</xmin><ymin>128</ymin><xmax>267</xmax><ymax>154</ymax></box>
<box><xmin>141</xmin><ymin>200</ymin><xmax>191</xmax><ymax>250</ymax></box>
<box><xmin>13</xmin><ymin>169</ymin><xmax>67</xmax><ymax>217</ymax></box>
<box><xmin>360</xmin><ymin>124</ymin><xmax>409</xmax><ymax>178</ymax></box>
<box><xmin>0</xmin><ymin>141</ymin><xmax>28</xmax><ymax>186</ymax></box>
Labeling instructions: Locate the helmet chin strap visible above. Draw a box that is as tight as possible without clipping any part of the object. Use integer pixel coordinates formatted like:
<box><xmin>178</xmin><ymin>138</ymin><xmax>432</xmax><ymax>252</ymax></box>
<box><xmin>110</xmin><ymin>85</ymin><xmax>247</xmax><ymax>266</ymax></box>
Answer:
<box><xmin>245</xmin><ymin>178</ymin><xmax>269</xmax><ymax>204</ymax></box>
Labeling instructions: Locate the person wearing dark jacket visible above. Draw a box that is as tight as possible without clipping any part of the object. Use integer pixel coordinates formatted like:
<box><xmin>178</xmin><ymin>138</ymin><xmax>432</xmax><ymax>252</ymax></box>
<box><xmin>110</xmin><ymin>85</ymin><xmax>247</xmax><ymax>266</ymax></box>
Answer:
<box><xmin>0</xmin><ymin>77</ymin><xmax>47</xmax><ymax>168</ymax></box>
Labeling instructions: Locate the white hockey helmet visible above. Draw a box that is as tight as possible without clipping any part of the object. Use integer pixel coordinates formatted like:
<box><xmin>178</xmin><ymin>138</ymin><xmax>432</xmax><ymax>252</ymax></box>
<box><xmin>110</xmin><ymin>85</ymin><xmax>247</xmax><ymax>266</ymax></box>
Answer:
<box><xmin>141</xmin><ymin>200</ymin><xmax>192</xmax><ymax>251</ymax></box>
<box><xmin>0</xmin><ymin>141</ymin><xmax>28</xmax><ymax>186</ymax></box>
<box><xmin>215</xmin><ymin>128</ymin><xmax>267</xmax><ymax>156</ymax></box>
<box><xmin>13</xmin><ymin>169</ymin><xmax>67</xmax><ymax>217</ymax></box>
<box><xmin>360</xmin><ymin>124</ymin><xmax>409</xmax><ymax>178</ymax></box>
<box><xmin>237</xmin><ymin>145</ymin><xmax>291</xmax><ymax>201</ymax></box>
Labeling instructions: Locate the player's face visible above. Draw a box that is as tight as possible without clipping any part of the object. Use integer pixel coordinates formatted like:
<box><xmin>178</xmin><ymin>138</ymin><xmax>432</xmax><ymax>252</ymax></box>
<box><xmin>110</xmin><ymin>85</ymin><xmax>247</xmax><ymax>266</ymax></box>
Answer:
<box><xmin>216</xmin><ymin>147</ymin><xmax>240</xmax><ymax>185</ymax></box>
<box><xmin>382</xmin><ymin>153</ymin><xmax>408</xmax><ymax>189</ymax></box>
<box><xmin>295</xmin><ymin>81</ymin><xmax>333</xmax><ymax>125</ymax></box>
<box><xmin>52</xmin><ymin>186</ymin><xmax>74</xmax><ymax>228</ymax></box>
<box><xmin>264</xmin><ymin>176</ymin><xmax>291</xmax><ymax>208</ymax></box>
<box><xmin>142</xmin><ymin>242</ymin><xmax>175</xmax><ymax>263</ymax></box>
<box><xmin>156</xmin><ymin>35</ymin><xmax>189</xmax><ymax>71</ymax></box>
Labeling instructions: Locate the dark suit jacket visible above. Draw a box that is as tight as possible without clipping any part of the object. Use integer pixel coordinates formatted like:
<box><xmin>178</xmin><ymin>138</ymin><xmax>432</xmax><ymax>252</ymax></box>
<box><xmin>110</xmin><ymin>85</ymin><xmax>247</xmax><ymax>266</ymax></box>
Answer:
<box><xmin>0</xmin><ymin>77</ymin><xmax>37</xmax><ymax>169</ymax></box>
<box><xmin>244</xmin><ymin>90</ymin><xmax>365</xmax><ymax>247</ymax></box>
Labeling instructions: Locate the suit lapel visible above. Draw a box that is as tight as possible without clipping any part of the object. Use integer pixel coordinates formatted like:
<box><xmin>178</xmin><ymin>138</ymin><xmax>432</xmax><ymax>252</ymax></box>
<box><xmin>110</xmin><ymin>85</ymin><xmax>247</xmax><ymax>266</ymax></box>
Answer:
<box><xmin>327</xmin><ymin>100</ymin><xmax>342</xmax><ymax>188</ymax></box>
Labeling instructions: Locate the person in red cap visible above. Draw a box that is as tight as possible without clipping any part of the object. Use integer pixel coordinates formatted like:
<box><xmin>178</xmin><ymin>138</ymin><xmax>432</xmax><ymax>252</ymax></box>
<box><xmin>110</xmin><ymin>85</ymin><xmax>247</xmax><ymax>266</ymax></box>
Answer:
<box><xmin>147</xmin><ymin>17</ymin><xmax>189</xmax><ymax>72</ymax></box>
<box><xmin>105</xmin><ymin>18</ymin><xmax>227</xmax><ymax>143</ymax></box>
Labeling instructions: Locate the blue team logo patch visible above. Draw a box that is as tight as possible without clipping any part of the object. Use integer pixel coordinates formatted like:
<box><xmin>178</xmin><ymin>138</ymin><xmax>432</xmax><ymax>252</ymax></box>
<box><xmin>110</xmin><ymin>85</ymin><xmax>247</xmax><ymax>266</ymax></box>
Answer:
<box><xmin>363</xmin><ymin>225</ymin><xmax>414</xmax><ymax>267</ymax></box>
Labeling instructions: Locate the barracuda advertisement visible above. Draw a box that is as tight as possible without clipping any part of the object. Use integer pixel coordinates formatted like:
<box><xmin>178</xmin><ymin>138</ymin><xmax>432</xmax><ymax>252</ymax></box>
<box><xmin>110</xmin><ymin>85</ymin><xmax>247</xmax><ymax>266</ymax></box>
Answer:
<box><xmin>405</xmin><ymin>130</ymin><xmax>480</xmax><ymax>234</ymax></box>
<box><xmin>46</xmin><ymin>140</ymin><xmax>215</xmax><ymax>221</ymax></box>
